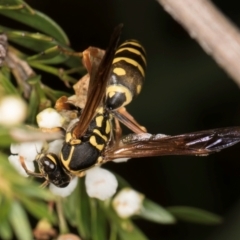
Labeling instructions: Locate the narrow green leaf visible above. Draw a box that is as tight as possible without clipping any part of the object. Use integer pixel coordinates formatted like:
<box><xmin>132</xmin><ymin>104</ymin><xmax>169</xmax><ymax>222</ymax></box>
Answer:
<box><xmin>140</xmin><ymin>199</ymin><xmax>176</xmax><ymax>224</ymax></box>
<box><xmin>0</xmin><ymin>218</ymin><xmax>12</xmax><ymax>240</ymax></box>
<box><xmin>90</xmin><ymin>198</ymin><xmax>99</xmax><ymax>240</ymax></box>
<box><xmin>0</xmin><ymin>196</ymin><xmax>12</xmax><ymax>222</ymax></box>
<box><xmin>0</xmin><ymin>70</ymin><xmax>19</xmax><ymax>95</ymax></box>
<box><xmin>19</xmin><ymin>195</ymin><xmax>56</xmax><ymax>223</ymax></box>
<box><xmin>95</xmin><ymin>201</ymin><xmax>108</xmax><ymax>240</ymax></box>
<box><xmin>114</xmin><ymin>173</ymin><xmax>131</xmax><ymax>188</ymax></box>
<box><xmin>43</xmin><ymin>85</ymin><xmax>70</xmax><ymax>102</ymax></box>
<box><xmin>28</xmin><ymin>89</ymin><xmax>38</xmax><ymax>124</ymax></box>
<box><xmin>63</xmin><ymin>191</ymin><xmax>77</xmax><ymax>226</ymax></box>
<box><xmin>75</xmin><ymin>179</ymin><xmax>91</xmax><ymax>239</ymax></box>
<box><xmin>0</xmin><ymin>127</ymin><xmax>14</xmax><ymax>146</ymax></box>
<box><xmin>28</xmin><ymin>61</ymin><xmax>77</xmax><ymax>83</ymax></box>
<box><xmin>167</xmin><ymin>206</ymin><xmax>223</xmax><ymax>225</ymax></box>
<box><xmin>105</xmin><ymin>207</ymin><xmax>148</xmax><ymax>240</ymax></box>
<box><xmin>0</xmin><ymin>0</ymin><xmax>24</xmax><ymax>10</ymax></box>
<box><xmin>9</xmin><ymin>200</ymin><xmax>32</xmax><ymax>240</ymax></box>
<box><xmin>27</xmin><ymin>46</ymin><xmax>69</xmax><ymax>64</ymax></box>
<box><xmin>2</xmin><ymin>28</ymin><xmax>61</xmax><ymax>52</ymax></box>
<box><xmin>0</xmin><ymin>9</ymin><xmax>69</xmax><ymax>44</ymax></box>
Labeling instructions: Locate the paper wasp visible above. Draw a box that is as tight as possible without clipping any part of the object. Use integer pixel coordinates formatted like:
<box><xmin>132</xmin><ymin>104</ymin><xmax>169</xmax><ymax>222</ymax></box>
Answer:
<box><xmin>20</xmin><ymin>24</ymin><xmax>240</xmax><ymax>188</ymax></box>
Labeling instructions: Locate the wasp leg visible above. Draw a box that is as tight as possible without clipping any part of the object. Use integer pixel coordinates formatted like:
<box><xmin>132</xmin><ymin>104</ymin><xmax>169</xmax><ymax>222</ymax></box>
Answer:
<box><xmin>114</xmin><ymin>117</ymin><xmax>123</xmax><ymax>144</ymax></box>
<box><xmin>19</xmin><ymin>156</ymin><xmax>45</xmax><ymax>178</ymax></box>
<box><xmin>82</xmin><ymin>47</ymin><xmax>105</xmax><ymax>73</ymax></box>
<box><xmin>113</xmin><ymin>107</ymin><xmax>147</xmax><ymax>134</ymax></box>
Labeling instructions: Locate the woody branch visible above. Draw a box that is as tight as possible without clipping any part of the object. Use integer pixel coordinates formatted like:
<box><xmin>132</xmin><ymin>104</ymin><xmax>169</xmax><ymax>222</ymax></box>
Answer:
<box><xmin>157</xmin><ymin>0</ymin><xmax>240</xmax><ymax>87</ymax></box>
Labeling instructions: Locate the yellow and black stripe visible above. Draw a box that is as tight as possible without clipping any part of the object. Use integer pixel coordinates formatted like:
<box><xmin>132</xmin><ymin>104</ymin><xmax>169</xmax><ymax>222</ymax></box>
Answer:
<box><xmin>106</xmin><ymin>39</ymin><xmax>147</xmax><ymax>110</ymax></box>
<box><xmin>60</xmin><ymin>111</ymin><xmax>111</xmax><ymax>174</ymax></box>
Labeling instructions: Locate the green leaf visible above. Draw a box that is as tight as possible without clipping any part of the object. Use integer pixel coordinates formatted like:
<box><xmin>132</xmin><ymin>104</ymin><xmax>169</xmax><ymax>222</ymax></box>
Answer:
<box><xmin>0</xmin><ymin>218</ymin><xmax>12</xmax><ymax>240</ymax></box>
<box><xmin>0</xmin><ymin>127</ymin><xmax>14</xmax><ymax>146</ymax></box>
<box><xmin>0</xmin><ymin>9</ymin><xmax>69</xmax><ymax>44</ymax></box>
<box><xmin>140</xmin><ymin>199</ymin><xmax>176</xmax><ymax>224</ymax></box>
<box><xmin>0</xmin><ymin>70</ymin><xmax>19</xmax><ymax>95</ymax></box>
<box><xmin>0</xmin><ymin>27</ymin><xmax>61</xmax><ymax>52</ymax></box>
<box><xmin>95</xmin><ymin>201</ymin><xmax>108</xmax><ymax>240</ymax></box>
<box><xmin>114</xmin><ymin>173</ymin><xmax>131</xmax><ymax>188</ymax></box>
<box><xmin>28</xmin><ymin>62</ymin><xmax>78</xmax><ymax>83</ymax></box>
<box><xmin>27</xmin><ymin>84</ymin><xmax>39</xmax><ymax>124</ymax></box>
<box><xmin>105</xmin><ymin>207</ymin><xmax>148</xmax><ymax>240</ymax></box>
<box><xmin>75</xmin><ymin>179</ymin><xmax>91</xmax><ymax>239</ymax></box>
<box><xmin>19</xmin><ymin>195</ymin><xmax>56</xmax><ymax>223</ymax></box>
<box><xmin>89</xmin><ymin>199</ymin><xmax>108</xmax><ymax>240</ymax></box>
<box><xmin>0</xmin><ymin>0</ymin><xmax>25</xmax><ymax>10</ymax></box>
<box><xmin>167</xmin><ymin>206</ymin><xmax>223</xmax><ymax>225</ymax></box>
<box><xmin>27</xmin><ymin>46</ymin><xmax>69</xmax><ymax>64</ymax></box>
<box><xmin>9</xmin><ymin>200</ymin><xmax>32</xmax><ymax>240</ymax></box>
<box><xmin>0</xmin><ymin>196</ymin><xmax>12</xmax><ymax>222</ymax></box>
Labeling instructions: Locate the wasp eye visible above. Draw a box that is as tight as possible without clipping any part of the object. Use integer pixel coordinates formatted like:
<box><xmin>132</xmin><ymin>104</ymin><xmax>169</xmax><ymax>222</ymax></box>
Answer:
<box><xmin>42</xmin><ymin>158</ymin><xmax>56</xmax><ymax>172</ymax></box>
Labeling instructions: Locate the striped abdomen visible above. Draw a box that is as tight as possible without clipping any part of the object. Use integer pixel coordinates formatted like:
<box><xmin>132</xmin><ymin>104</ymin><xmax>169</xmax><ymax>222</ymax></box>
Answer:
<box><xmin>106</xmin><ymin>40</ymin><xmax>146</xmax><ymax>110</ymax></box>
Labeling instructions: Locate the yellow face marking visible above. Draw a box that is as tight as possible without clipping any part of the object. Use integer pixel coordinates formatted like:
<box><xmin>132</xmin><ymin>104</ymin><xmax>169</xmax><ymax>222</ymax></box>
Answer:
<box><xmin>112</xmin><ymin>57</ymin><xmax>145</xmax><ymax>77</ymax></box>
<box><xmin>95</xmin><ymin>115</ymin><xmax>103</xmax><ymax>127</ymax></box>
<box><xmin>137</xmin><ymin>84</ymin><xmax>142</xmax><ymax>94</ymax></box>
<box><xmin>93</xmin><ymin>129</ymin><xmax>108</xmax><ymax>141</ymax></box>
<box><xmin>115</xmin><ymin>47</ymin><xmax>147</xmax><ymax>66</ymax></box>
<box><xmin>120</xmin><ymin>41</ymin><xmax>146</xmax><ymax>54</ymax></box>
<box><xmin>90</xmin><ymin>136</ymin><xmax>105</xmax><ymax>151</ymax></box>
<box><xmin>105</xmin><ymin>120</ymin><xmax>111</xmax><ymax>134</ymax></box>
<box><xmin>45</xmin><ymin>154</ymin><xmax>57</xmax><ymax>164</ymax></box>
<box><xmin>106</xmin><ymin>85</ymin><xmax>133</xmax><ymax>107</ymax></box>
<box><xmin>113</xmin><ymin>67</ymin><xmax>126</xmax><ymax>76</ymax></box>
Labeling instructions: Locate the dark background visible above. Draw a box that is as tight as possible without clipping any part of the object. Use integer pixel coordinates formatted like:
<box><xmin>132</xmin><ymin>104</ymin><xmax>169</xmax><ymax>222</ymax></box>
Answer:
<box><xmin>6</xmin><ymin>0</ymin><xmax>240</xmax><ymax>239</ymax></box>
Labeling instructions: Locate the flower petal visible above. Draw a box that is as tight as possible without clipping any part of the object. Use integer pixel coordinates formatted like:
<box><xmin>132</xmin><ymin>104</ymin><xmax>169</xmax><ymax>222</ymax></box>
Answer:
<box><xmin>0</xmin><ymin>96</ymin><xmax>27</xmax><ymax>126</ymax></box>
<box><xmin>112</xmin><ymin>188</ymin><xmax>144</xmax><ymax>218</ymax></box>
<box><xmin>8</xmin><ymin>155</ymin><xmax>35</xmax><ymax>177</ymax></box>
<box><xmin>85</xmin><ymin>167</ymin><xmax>118</xmax><ymax>201</ymax></box>
<box><xmin>37</xmin><ymin>108</ymin><xmax>65</xmax><ymax>128</ymax></box>
<box><xmin>49</xmin><ymin>177</ymin><xmax>78</xmax><ymax>197</ymax></box>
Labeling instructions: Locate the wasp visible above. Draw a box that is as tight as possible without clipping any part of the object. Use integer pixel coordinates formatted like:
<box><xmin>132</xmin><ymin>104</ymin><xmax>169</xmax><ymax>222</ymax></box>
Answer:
<box><xmin>20</xmin><ymin>24</ymin><xmax>240</xmax><ymax>187</ymax></box>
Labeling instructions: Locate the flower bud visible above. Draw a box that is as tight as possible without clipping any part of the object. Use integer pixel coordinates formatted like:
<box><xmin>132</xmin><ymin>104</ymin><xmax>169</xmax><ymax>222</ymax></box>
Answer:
<box><xmin>37</xmin><ymin>108</ymin><xmax>65</xmax><ymax>128</ymax></box>
<box><xmin>112</xmin><ymin>188</ymin><xmax>144</xmax><ymax>218</ymax></box>
<box><xmin>85</xmin><ymin>167</ymin><xmax>118</xmax><ymax>201</ymax></box>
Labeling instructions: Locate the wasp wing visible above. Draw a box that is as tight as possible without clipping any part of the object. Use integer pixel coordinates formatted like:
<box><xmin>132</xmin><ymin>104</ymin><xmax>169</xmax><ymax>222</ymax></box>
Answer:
<box><xmin>73</xmin><ymin>24</ymin><xmax>123</xmax><ymax>137</ymax></box>
<box><xmin>104</xmin><ymin>127</ymin><xmax>240</xmax><ymax>160</ymax></box>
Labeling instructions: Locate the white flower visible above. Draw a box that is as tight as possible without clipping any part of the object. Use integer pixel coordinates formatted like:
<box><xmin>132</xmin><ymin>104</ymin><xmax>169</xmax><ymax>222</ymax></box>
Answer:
<box><xmin>113</xmin><ymin>158</ymin><xmax>130</xmax><ymax>163</ymax></box>
<box><xmin>112</xmin><ymin>188</ymin><xmax>144</xmax><ymax>218</ymax></box>
<box><xmin>9</xmin><ymin>141</ymin><xmax>44</xmax><ymax>177</ymax></box>
<box><xmin>85</xmin><ymin>167</ymin><xmax>118</xmax><ymax>201</ymax></box>
<box><xmin>8</xmin><ymin>155</ymin><xmax>35</xmax><ymax>177</ymax></box>
<box><xmin>37</xmin><ymin>108</ymin><xmax>65</xmax><ymax>128</ymax></box>
<box><xmin>0</xmin><ymin>95</ymin><xmax>27</xmax><ymax>126</ymax></box>
<box><xmin>49</xmin><ymin>177</ymin><xmax>78</xmax><ymax>197</ymax></box>
<box><xmin>48</xmin><ymin>139</ymin><xmax>64</xmax><ymax>155</ymax></box>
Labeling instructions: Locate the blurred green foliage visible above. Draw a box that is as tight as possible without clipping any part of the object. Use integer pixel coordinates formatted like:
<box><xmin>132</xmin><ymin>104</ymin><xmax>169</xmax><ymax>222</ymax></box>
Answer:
<box><xmin>0</xmin><ymin>1</ymin><xmax>228</xmax><ymax>239</ymax></box>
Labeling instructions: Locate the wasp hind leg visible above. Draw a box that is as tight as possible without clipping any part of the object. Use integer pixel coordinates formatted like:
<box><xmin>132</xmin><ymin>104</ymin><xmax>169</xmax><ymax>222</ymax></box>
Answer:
<box><xmin>113</xmin><ymin>107</ymin><xmax>147</xmax><ymax>134</ymax></box>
